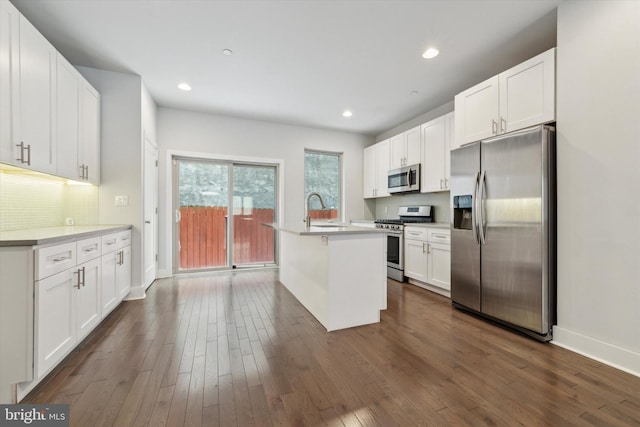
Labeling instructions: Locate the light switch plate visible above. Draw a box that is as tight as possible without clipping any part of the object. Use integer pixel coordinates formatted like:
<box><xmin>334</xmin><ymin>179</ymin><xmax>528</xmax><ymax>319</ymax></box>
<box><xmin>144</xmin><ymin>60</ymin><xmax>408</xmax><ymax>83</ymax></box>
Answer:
<box><xmin>115</xmin><ymin>195</ymin><xmax>129</xmax><ymax>207</ymax></box>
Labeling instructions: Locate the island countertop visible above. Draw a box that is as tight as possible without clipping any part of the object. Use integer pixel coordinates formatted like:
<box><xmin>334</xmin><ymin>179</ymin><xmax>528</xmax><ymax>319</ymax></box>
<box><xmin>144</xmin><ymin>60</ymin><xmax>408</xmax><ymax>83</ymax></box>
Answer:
<box><xmin>0</xmin><ymin>225</ymin><xmax>132</xmax><ymax>247</ymax></box>
<box><xmin>265</xmin><ymin>223</ymin><xmax>388</xmax><ymax>236</ymax></box>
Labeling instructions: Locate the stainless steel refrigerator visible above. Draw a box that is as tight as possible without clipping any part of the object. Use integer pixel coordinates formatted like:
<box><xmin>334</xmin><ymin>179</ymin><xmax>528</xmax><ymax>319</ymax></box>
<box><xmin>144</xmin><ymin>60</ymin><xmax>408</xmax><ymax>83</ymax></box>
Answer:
<box><xmin>450</xmin><ymin>125</ymin><xmax>555</xmax><ymax>341</ymax></box>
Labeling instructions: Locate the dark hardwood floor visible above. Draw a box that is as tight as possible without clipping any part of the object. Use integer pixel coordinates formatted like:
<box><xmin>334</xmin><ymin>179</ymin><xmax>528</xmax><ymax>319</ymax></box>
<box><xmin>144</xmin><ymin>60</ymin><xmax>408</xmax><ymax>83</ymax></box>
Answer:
<box><xmin>24</xmin><ymin>269</ymin><xmax>640</xmax><ymax>426</ymax></box>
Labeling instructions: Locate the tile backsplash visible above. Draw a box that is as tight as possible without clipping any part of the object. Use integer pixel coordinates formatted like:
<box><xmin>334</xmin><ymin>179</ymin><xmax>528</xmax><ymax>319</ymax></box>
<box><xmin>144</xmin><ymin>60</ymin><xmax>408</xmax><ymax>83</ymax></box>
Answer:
<box><xmin>374</xmin><ymin>191</ymin><xmax>451</xmax><ymax>223</ymax></box>
<box><xmin>0</xmin><ymin>167</ymin><xmax>98</xmax><ymax>231</ymax></box>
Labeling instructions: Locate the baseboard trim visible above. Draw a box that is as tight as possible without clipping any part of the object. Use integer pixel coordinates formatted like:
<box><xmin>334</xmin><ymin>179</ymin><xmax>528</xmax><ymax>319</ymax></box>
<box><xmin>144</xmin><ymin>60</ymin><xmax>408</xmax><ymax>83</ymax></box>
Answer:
<box><xmin>156</xmin><ymin>269</ymin><xmax>172</xmax><ymax>279</ymax></box>
<box><xmin>552</xmin><ymin>326</ymin><xmax>640</xmax><ymax>378</ymax></box>
<box><xmin>123</xmin><ymin>286</ymin><xmax>146</xmax><ymax>301</ymax></box>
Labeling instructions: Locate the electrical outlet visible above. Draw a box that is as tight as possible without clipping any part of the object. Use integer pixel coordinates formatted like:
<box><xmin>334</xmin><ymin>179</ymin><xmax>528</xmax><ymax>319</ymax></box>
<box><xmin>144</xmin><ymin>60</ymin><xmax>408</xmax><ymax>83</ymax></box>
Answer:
<box><xmin>115</xmin><ymin>195</ymin><xmax>129</xmax><ymax>207</ymax></box>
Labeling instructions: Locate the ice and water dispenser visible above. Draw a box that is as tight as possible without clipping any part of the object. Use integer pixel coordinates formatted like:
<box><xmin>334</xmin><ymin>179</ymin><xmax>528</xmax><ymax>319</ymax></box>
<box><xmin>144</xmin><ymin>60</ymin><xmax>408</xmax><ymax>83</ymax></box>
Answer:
<box><xmin>453</xmin><ymin>195</ymin><xmax>474</xmax><ymax>230</ymax></box>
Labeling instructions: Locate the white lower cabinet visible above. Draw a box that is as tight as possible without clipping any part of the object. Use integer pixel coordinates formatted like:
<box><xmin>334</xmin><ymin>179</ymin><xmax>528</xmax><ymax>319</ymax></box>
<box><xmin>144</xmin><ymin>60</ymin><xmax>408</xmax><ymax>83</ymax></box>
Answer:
<box><xmin>36</xmin><ymin>269</ymin><xmax>76</xmax><ymax>377</ymax></box>
<box><xmin>404</xmin><ymin>228</ymin><xmax>428</xmax><ymax>282</ymax></box>
<box><xmin>101</xmin><ymin>250</ymin><xmax>118</xmax><ymax>316</ymax></box>
<box><xmin>427</xmin><ymin>242</ymin><xmax>451</xmax><ymax>291</ymax></box>
<box><xmin>101</xmin><ymin>230</ymin><xmax>132</xmax><ymax>317</ymax></box>
<box><xmin>35</xmin><ymin>241</ymin><xmax>102</xmax><ymax>378</ymax></box>
<box><xmin>404</xmin><ymin>226</ymin><xmax>451</xmax><ymax>295</ymax></box>
<box><xmin>76</xmin><ymin>257</ymin><xmax>101</xmax><ymax>339</ymax></box>
<box><xmin>117</xmin><ymin>245</ymin><xmax>132</xmax><ymax>299</ymax></box>
<box><xmin>0</xmin><ymin>227</ymin><xmax>132</xmax><ymax>403</ymax></box>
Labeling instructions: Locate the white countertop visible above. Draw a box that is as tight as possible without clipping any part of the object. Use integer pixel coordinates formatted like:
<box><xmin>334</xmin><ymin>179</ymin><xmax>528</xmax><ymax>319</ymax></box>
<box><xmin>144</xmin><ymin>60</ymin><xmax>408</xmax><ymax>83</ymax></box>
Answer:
<box><xmin>403</xmin><ymin>222</ymin><xmax>451</xmax><ymax>230</ymax></box>
<box><xmin>0</xmin><ymin>225</ymin><xmax>132</xmax><ymax>247</ymax></box>
<box><xmin>266</xmin><ymin>223</ymin><xmax>387</xmax><ymax>236</ymax></box>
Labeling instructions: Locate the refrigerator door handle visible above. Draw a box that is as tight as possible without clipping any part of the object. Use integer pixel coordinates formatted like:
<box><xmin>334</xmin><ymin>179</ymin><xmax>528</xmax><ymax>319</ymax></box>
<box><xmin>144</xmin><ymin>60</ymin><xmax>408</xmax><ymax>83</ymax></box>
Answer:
<box><xmin>478</xmin><ymin>170</ymin><xmax>487</xmax><ymax>245</ymax></box>
<box><xmin>472</xmin><ymin>171</ymin><xmax>480</xmax><ymax>244</ymax></box>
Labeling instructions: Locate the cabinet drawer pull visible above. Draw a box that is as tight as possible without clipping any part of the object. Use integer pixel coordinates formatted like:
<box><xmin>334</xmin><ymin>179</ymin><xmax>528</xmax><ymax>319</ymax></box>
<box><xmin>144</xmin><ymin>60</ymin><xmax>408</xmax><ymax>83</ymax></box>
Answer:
<box><xmin>433</xmin><ymin>234</ymin><xmax>448</xmax><ymax>239</ymax></box>
<box><xmin>52</xmin><ymin>255</ymin><xmax>71</xmax><ymax>263</ymax></box>
<box><xmin>83</xmin><ymin>247</ymin><xmax>97</xmax><ymax>253</ymax></box>
<box><xmin>105</xmin><ymin>240</ymin><xmax>116</xmax><ymax>246</ymax></box>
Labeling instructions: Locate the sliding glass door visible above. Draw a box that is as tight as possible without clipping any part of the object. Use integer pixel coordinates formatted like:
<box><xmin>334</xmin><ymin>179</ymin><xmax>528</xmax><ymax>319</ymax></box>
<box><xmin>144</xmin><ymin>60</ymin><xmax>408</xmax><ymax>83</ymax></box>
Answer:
<box><xmin>174</xmin><ymin>158</ymin><xmax>277</xmax><ymax>272</ymax></box>
<box><xmin>232</xmin><ymin>164</ymin><xmax>277</xmax><ymax>266</ymax></box>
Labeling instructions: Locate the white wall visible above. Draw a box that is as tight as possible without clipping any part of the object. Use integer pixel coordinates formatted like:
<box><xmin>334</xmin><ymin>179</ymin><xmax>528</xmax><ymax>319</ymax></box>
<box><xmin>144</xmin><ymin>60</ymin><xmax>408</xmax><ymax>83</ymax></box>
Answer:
<box><xmin>156</xmin><ymin>107</ymin><xmax>374</xmax><ymax>275</ymax></box>
<box><xmin>76</xmin><ymin>66</ymin><xmax>146</xmax><ymax>297</ymax></box>
<box><xmin>554</xmin><ymin>0</ymin><xmax>640</xmax><ymax>375</ymax></box>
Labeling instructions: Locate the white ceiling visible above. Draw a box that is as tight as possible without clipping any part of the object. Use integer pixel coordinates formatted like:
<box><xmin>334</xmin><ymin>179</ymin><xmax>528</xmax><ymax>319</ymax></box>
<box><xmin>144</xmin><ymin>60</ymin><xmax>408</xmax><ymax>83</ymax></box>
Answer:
<box><xmin>11</xmin><ymin>0</ymin><xmax>561</xmax><ymax>136</ymax></box>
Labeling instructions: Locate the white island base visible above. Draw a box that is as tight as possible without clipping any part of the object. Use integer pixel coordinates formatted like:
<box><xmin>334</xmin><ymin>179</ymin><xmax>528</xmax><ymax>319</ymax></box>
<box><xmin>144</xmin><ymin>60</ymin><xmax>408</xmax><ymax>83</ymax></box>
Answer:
<box><xmin>278</xmin><ymin>227</ymin><xmax>387</xmax><ymax>331</ymax></box>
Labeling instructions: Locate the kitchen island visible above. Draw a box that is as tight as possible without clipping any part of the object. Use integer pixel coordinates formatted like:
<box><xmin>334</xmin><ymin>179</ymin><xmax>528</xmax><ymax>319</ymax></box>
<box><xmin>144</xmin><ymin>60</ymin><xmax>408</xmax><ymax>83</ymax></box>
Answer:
<box><xmin>269</xmin><ymin>224</ymin><xmax>387</xmax><ymax>331</ymax></box>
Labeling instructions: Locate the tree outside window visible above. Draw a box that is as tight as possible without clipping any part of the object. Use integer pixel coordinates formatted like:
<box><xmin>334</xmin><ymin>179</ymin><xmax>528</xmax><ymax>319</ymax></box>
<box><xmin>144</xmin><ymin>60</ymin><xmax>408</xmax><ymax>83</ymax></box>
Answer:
<box><xmin>304</xmin><ymin>150</ymin><xmax>341</xmax><ymax>221</ymax></box>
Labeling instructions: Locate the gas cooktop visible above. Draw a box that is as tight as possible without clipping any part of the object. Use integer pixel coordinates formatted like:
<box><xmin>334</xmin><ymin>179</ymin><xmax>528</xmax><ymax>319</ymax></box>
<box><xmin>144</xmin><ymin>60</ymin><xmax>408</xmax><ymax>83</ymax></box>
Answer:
<box><xmin>374</xmin><ymin>218</ymin><xmax>433</xmax><ymax>225</ymax></box>
<box><xmin>375</xmin><ymin>205</ymin><xmax>433</xmax><ymax>225</ymax></box>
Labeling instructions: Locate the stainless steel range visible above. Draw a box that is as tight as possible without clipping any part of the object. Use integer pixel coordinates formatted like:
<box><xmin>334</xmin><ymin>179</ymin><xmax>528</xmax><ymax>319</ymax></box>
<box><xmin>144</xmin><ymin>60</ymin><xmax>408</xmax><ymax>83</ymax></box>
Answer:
<box><xmin>375</xmin><ymin>206</ymin><xmax>433</xmax><ymax>281</ymax></box>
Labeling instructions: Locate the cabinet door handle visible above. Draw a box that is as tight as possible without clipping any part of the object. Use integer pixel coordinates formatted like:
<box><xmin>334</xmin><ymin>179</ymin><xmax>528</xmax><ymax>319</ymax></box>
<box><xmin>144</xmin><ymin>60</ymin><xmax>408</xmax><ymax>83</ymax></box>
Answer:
<box><xmin>422</xmin><ymin>242</ymin><xmax>426</xmax><ymax>253</ymax></box>
<box><xmin>427</xmin><ymin>243</ymin><xmax>431</xmax><ymax>254</ymax></box>
<box><xmin>74</xmin><ymin>269</ymin><xmax>82</xmax><ymax>289</ymax></box>
<box><xmin>81</xmin><ymin>266</ymin><xmax>86</xmax><ymax>287</ymax></box>
<box><xmin>500</xmin><ymin>117</ymin><xmax>506</xmax><ymax>133</ymax></box>
<box><xmin>444</xmin><ymin>178</ymin><xmax>448</xmax><ymax>188</ymax></box>
<box><xmin>492</xmin><ymin>120</ymin><xmax>498</xmax><ymax>135</ymax></box>
<box><xmin>440</xmin><ymin>179</ymin><xmax>443</xmax><ymax>189</ymax></box>
<box><xmin>85</xmin><ymin>165</ymin><xmax>89</xmax><ymax>180</ymax></box>
<box><xmin>16</xmin><ymin>142</ymin><xmax>24</xmax><ymax>164</ymax></box>
<box><xmin>16</xmin><ymin>142</ymin><xmax>31</xmax><ymax>165</ymax></box>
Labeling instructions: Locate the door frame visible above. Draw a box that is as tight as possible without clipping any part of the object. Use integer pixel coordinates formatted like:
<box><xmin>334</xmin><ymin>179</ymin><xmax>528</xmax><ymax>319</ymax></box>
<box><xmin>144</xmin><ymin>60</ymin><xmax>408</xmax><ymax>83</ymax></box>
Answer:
<box><xmin>143</xmin><ymin>134</ymin><xmax>158</xmax><ymax>288</ymax></box>
<box><xmin>165</xmin><ymin>150</ymin><xmax>285</xmax><ymax>275</ymax></box>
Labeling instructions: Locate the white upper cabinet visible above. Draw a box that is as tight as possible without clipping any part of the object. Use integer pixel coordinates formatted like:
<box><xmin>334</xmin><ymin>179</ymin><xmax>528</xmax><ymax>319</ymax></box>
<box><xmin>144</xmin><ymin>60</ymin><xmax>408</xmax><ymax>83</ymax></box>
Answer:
<box><xmin>363</xmin><ymin>144</ymin><xmax>376</xmax><ymax>199</ymax></box>
<box><xmin>55</xmin><ymin>53</ymin><xmax>101</xmax><ymax>184</ymax></box>
<box><xmin>421</xmin><ymin>112</ymin><xmax>454</xmax><ymax>193</ymax></box>
<box><xmin>455</xmin><ymin>48</ymin><xmax>555</xmax><ymax>147</ymax></box>
<box><xmin>454</xmin><ymin>76</ymin><xmax>499</xmax><ymax>146</ymax></box>
<box><xmin>375</xmin><ymin>140</ymin><xmax>390</xmax><ymax>198</ymax></box>
<box><xmin>0</xmin><ymin>0</ymin><xmax>19</xmax><ymax>163</ymax></box>
<box><xmin>0</xmin><ymin>2</ymin><xmax>100</xmax><ymax>182</ymax></box>
<box><xmin>79</xmin><ymin>82</ymin><xmax>100</xmax><ymax>184</ymax></box>
<box><xmin>56</xmin><ymin>55</ymin><xmax>80</xmax><ymax>180</ymax></box>
<box><xmin>499</xmin><ymin>48</ymin><xmax>555</xmax><ymax>133</ymax></box>
<box><xmin>363</xmin><ymin>139</ymin><xmax>390</xmax><ymax>199</ymax></box>
<box><xmin>15</xmin><ymin>14</ymin><xmax>57</xmax><ymax>174</ymax></box>
<box><xmin>389</xmin><ymin>126</ymin><xmax>420</xmax><ymax>169</ymax></box>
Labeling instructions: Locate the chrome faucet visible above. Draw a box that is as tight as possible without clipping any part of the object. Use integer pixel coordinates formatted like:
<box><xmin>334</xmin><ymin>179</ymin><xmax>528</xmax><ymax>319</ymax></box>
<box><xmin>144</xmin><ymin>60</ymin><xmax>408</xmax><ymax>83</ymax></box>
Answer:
<box><xmin>305</xmin><ymin>192</ymin><xmax>326</xmax><ymax>228</ymax></box>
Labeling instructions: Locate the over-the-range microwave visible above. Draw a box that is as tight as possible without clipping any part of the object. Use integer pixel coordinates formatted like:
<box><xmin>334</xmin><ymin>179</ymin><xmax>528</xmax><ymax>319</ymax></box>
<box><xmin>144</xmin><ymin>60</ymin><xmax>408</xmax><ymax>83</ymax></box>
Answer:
<box><xmin>387</xmin><ymin>164</ymin><xmax>420</xmax><ymax>194</ymax></box>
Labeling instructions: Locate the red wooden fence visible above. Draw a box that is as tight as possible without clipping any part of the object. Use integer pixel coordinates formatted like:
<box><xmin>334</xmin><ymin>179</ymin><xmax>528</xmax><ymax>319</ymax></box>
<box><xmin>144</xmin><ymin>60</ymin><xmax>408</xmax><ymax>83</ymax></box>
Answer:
<box><xmin>179</xmin><ymin>206</ymin><xmax>337</xmax><ymax>269</ymax></box>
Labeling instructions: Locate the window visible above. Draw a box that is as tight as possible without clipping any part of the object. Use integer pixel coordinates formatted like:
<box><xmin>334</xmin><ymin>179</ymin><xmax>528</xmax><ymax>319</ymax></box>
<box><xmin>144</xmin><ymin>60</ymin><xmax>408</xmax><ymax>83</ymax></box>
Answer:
<box><xmin>304</xmin><ymin>150</ymin><xmax>342</xmax><ymax>221</ymax></box>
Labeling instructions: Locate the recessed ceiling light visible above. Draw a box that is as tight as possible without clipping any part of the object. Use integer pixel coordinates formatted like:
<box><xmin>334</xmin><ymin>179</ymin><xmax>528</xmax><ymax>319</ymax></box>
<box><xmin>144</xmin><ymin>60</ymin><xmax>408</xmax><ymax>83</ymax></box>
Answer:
<box><xmin>422</xmin><ymin>47</ymin><xmax>439</xmax><ymax>59</ymax></box>
<box><xmin>410</xmin><ymin>90</ymin><xmax>419</xmax><ymax>95</ymax></box>
<box><xmin>342</xmin><ymin>110</ymin><xmax>353</xmax><ymax>118</ymax></box>
<box><xmin>223</xmin><ymin>48</ymin><xmax>233</xmax><ymax>56</ymax></box>
<box><xmin>177</xmin><ymin>82</ymin><xmax>192</xmax><ymax>91</ymax></box>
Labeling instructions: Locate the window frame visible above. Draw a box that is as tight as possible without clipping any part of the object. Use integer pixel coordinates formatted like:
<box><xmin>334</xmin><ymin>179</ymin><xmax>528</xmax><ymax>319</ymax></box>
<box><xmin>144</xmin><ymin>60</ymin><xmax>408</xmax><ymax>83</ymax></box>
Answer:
<box><xmin>303</xmin><ymin>149</ymin><xmax>344</xmax><ymax>223</ymax></box>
